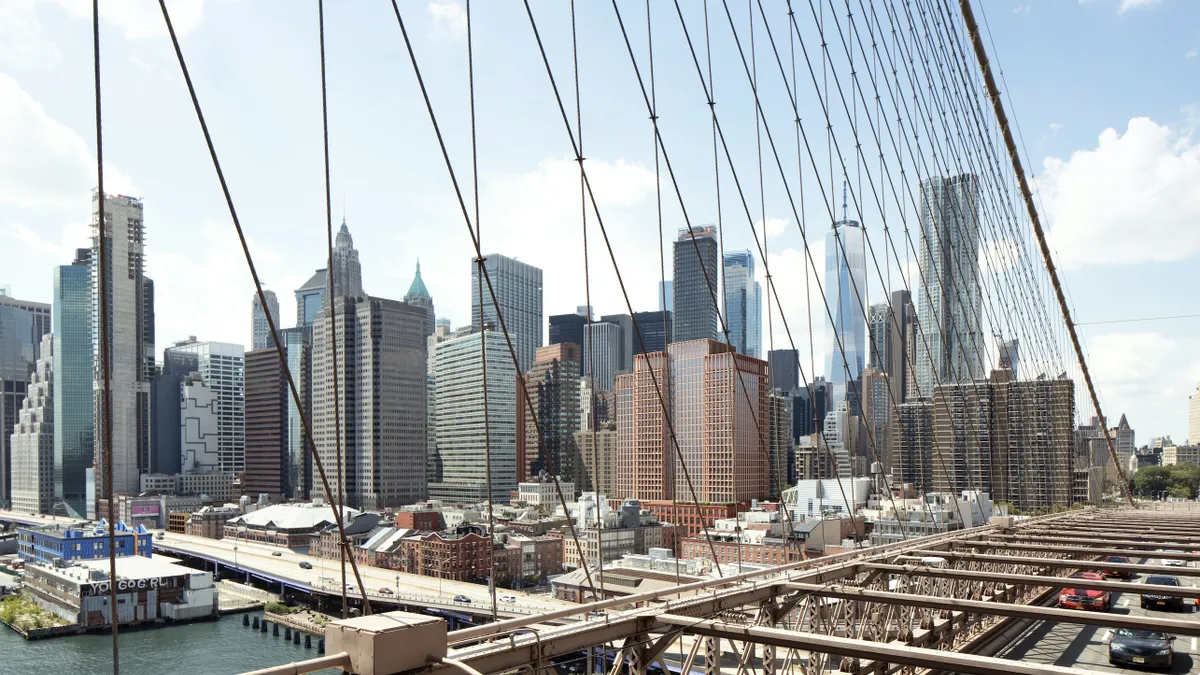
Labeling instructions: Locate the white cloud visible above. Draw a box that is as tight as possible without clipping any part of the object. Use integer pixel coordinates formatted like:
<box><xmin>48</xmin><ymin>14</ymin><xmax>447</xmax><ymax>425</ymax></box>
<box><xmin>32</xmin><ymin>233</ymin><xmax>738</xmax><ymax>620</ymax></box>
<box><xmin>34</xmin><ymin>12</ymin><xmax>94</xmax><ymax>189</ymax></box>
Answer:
<box><xmin>763</xmin><ymin>243</ymin><xmax>828</xmax><ymax>379</ymax></box>
<box><xmin>1117</xmin><ymin>0</ymin><xmax>1159</xmax><ymax>13</ymax></box>
<box><xmin>1049</xmin><ymin>122</ymin><xmax>1063</xmax><ymax>132</ymax></box>
<box><xmin>1035</xmin><ymin>116</ymin><xmax>1200</xmax><ymax>268</ymax></box>
<box><xmin>426</xmin><ymin>0</ymin><xmax>467</xmax><ymax>41</ymax></box>
<box><xmin>2</xmin><ymin>221</ymin><xmax>90</xmax><ymax>258</ymax></box>
<box><xmin>1013</xmin><ymin>3</ymin><xmax>1032</xmax><ymax>14</ymax></box>
<box><xmin>1186</xmin><ymin>50</ymin><xmax>1197</xmax><ymax>59</ymax></box>
<box><xmin>759</xmin><ymin>216</ymin><xmax>789</xmax><ymax>240</ymax></box>
<box><xmin>0</xmin><ymin>74</ymin><xmax>136</xmax><ymax>211</ymax></box>
<box><xmin>45</xmin><ymin>0</ymin><xmax>206</xmax><ymax>39</ymax></box>
<box><xmin>0</xmin><ymin>0</ymin><xmax>63</xmax><ymax>69</ymax></box>
<box><xmin>1083</xmin><ymin>331</ymin><xmax>1200</xmax><ymax>442</ymax></box>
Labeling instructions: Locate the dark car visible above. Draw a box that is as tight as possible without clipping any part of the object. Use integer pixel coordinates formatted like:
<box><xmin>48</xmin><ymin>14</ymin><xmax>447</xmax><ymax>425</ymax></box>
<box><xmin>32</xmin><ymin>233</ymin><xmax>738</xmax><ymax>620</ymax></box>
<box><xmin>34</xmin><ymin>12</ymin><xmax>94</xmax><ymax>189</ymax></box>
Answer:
<box><xmin>1141</xmin><ymin>575</ymin><xmax>1185</xmax><ymax>611</ymax></box>
<box><xmin>453</xmin><ymin>595</ymin><xmax>472</xmax><ymax>604</ymax></box>
<box><xmin>299</xmin><ymin>561</ymin><xmax>313</xmax><ymax>570</ymax></box>
<box><xmin>1109</xmin><ymin>628</ymin><xmax>1175</xmax><ymax>669</ymax></box>
<box><xmin>1102</xmin><ymin>555</ymin><xmax>1133</xmax><ymax>579</ymax></box>
<box><xmin>271</xmin><ymin>551</ymin><xmax>282</xmax><ymax>557</ymax></box>
<box><xmin>1058</xmin><ymin>571</ymin><xmax>1110</xmax><ymax>610</ymax></box>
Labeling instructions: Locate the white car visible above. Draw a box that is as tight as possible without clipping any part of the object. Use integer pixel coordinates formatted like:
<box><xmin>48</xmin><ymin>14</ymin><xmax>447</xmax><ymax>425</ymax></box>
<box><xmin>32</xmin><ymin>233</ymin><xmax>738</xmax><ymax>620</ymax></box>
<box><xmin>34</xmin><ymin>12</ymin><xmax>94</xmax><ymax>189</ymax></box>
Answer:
<box><xmin>499</xmin><ymin>594</ymin><xmax>517</xmax><ymax>603</ymax></box>
<box><xmin>1162</xmin><ymin>551</ymin><xmax>1186</xmax><ymax>567</ymax></box>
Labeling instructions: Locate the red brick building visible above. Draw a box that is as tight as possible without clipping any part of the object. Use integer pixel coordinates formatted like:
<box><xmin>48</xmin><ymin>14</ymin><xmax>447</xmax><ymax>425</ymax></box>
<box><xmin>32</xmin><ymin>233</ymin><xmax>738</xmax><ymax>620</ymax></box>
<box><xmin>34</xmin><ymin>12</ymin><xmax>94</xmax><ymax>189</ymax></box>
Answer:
<box><xmin>637</xmin><ymin>500</ymin><xmax>748</xmax><ymax>540</ymax></box>
<box><xmin>395</xmin><ymin>510</ymin><xmax>442</xmax><ymax>531</ymax></box>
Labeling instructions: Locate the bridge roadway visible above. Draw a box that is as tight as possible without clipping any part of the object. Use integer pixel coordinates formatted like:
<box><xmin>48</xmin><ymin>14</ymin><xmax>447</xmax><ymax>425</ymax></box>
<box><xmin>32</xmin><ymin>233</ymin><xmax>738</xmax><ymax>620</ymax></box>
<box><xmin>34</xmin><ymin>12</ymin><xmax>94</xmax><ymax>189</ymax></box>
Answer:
<box><xmin>153</xmin><ymin>531</ymin><xmax>574</xmax><ymax>618</ymax></box>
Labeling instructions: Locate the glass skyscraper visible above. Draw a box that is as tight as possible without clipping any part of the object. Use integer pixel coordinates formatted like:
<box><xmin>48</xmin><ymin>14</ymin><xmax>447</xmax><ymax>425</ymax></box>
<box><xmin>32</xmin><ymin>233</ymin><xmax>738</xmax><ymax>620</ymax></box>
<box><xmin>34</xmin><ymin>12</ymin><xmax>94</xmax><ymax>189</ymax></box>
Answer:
<box><xmin>672</xmin><ymin>226</ymin><xmax>719</xmax><ymax>343</ymax></box>
<box><xmin>294</xmin><ymin>269</ymin><xmax>326</xmax><ymax>328</ymax></box>
<box><xmin>250</xmin><ymin>290</ymin><xmax>280</xmax><ymax>351</ymax></box>
<box><xmin>471</xmin><ymin>254</ymin><xmax>543</xmax><ymax>374</ymax></box>
<box><xmin>723</xmin><ymin>250</ymin><xmax>762</xmax><ymax>357</ymax></box>
<box><xmin>53</xmin><ymin>250</ymin><xmax>95</xmax><ymax>517</ymax></box>
<box><xmin>824</xmin><ymin>216</ymin><xmax>867</xmax><ymax>414</ymax></box>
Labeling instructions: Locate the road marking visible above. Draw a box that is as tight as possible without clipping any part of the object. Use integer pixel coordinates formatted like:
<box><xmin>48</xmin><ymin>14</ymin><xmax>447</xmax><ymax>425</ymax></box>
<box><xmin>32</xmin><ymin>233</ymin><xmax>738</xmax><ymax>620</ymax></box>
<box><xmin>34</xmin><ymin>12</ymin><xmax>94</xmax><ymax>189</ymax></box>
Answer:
<box><xmin>1120</xmin><ymin>598</ymin><xmax>1129</xmax><ymax>607</ymax></box>
<box><xmin>1192</xmin><ymin>637</ymin><xmax>1197</xmax><ymax>651</ymax></box>
<box><xmin>1103</xmin><ymin>629</ymin><xmax>1112</xmax><ymax>642</ymax></box>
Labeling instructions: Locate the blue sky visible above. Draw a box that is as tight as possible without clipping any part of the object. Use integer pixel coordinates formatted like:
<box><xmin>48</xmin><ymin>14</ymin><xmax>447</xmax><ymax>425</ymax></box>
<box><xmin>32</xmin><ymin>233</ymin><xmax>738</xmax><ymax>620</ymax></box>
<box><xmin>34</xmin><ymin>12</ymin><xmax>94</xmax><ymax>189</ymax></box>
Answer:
<box><xmin>1</xmin><ymin>0</ymin><xmax>1197</xmax><ymax>443</ymax></box>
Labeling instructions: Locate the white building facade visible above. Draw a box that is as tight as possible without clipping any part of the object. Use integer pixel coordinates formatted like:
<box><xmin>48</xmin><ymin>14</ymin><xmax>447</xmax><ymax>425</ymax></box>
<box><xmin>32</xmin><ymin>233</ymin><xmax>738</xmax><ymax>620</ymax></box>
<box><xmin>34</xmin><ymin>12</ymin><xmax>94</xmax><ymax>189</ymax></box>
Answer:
<box><xmin>163</xmin><ymin>340</ymin><xmax>245</xmax><ymax>475</ymax></box>
<box><xmin>11</xmin><ymin>335</ymin><xmax>55</xmax><ymax>514</ymax></box>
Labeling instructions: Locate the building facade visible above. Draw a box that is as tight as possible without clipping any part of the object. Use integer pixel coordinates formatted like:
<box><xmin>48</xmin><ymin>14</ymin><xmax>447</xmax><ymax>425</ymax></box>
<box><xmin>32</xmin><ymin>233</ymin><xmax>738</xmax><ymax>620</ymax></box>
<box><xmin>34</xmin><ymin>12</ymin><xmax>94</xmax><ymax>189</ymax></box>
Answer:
<box><xmin>0</xmin><ymin>291</ymin><xmax>51</xmax><ymax>506</ymax></box>
<box><xmin>549</xmin><ymin>312</ymin><xmax>587</xmax><ymax>358</ymax></box>
<box><xmin>91</xmin><ymin>193</ymin><xmax>154</xmax><ymax>501</ymax></box>
<box><xmin>53</xmin><ymin>250</ymin><xmax>95</xmax><ymax>517</ymax></box>
<box><xmin>518</xmin><ymin>343</ymin><xmax>582</xmax><ymax>484</ymax></box>
<box><xmin>179</xmin><ymin>372</ymin><xmax>219</xmax><ymax>473</ymax></box>
<box><xmin>244</xmin><ymin>349</ymin><xmax>288</xmax><ymax>498</ymax></box>
<box><xmin>582</xmin><ymin>321</ymin><xmax>621</xmax><ymax>392</ymax></box>
<box><xmin>282</xmin><ymin>327</ymin><xmax>311</xmax><ymax>500</ymax></box>
<box><xmin>294</xmin><ymin>269</ymin><xmax>326</xmax><ymax>327</ymax></box>
<box><xmin>892</xmin><ymin>400</ymin><xmax>934</xmax><ymax>491</ymax></box>
<box><xmin>575</xmin><ymin>426</ymin><xmax>618</xmax><ymax>495</ymax></box>
<box><xmin>10</xmin><ymin>335</ymin><xmax>54</xmax><ymax>514</ymax></box>
<box><xmin>672</xmin><ymin>226</ymin><xmax>719</xmax><ymax>343</ymax></box>
<box><xmin>723</xmin><ymin>251</ymin><xmax>761</xmax><ymax>358</ymax></box>
<box><xmin>428</xmin><ymin>328</ymin><xmax>517</xmax><ymax>503</ymax></box>
<box><xmin>914</xmin><ymin>174</ymin><xmax>983</xmax><ymax>395</ymax></box>
<box><xmin>631</xmin><ymin>311</ymin><xmax>672</xmax><ymax>357</ymax></box>
<box><xmin>824</xmin><ymin>215</ymin><xmax>867</xmax><ymax>415</ymax></box>
<box><xmin>163</xmin><ymin>340</ymin><xmax>245</xmax><ymax>474</ymax></box>
<box><xmin>312</xmin><ymin>296</ymin><xmax>428</xmax><ymax>510</ymax></box>
<box><xmin>250</xmin><ymin>290</ymin><xmax>280</xmax><ymax>351</ymax></box>
<box><xmin>331</xmin><ymin>220</ymin><xmax>365</xmax><ymax>302</ymax></box>
<box><xmin>19</xmin><ymin>521</ymin><xmax>152</xmax><ymax>564</ymax></box>
<box><xmin>471</xmin><ymin>254</ymin><xmax>543</xmax><ymax>373</ymax></box>
<box><xmin>403</xmin><ymin>260</ymin><xmax>436</xmax><ymax>343</ymax></box>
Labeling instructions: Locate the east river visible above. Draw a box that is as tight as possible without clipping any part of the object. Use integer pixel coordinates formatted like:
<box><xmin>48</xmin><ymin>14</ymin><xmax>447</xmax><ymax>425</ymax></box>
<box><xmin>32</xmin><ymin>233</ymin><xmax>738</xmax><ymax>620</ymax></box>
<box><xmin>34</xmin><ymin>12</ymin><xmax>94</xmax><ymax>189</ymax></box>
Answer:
<box><xmin>0</xmin><ymin>611</ymin><xmax>337</xmax><ymax>675</ymax></box>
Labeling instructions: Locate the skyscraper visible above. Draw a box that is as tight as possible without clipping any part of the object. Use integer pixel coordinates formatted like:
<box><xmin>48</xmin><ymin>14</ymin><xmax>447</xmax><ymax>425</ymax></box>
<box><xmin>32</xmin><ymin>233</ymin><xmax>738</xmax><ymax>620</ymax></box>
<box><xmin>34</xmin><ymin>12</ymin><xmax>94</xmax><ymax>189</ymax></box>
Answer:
<box><xmin>998</xmin><ymin>338</ymin><xmax>1019</xmax><ymax>379</ymax></box>
<box><xmin>53</xmin><ymin>249</ymin><xmax>95</xmax><ymax>517</ymax></box>
<box><xmin>658</xmin><ymin>280</ymin><xmax>673</xmax><ymax>316</ymax></box>
<box><xmin>425</xmin><ymin>320</ymin><xmax>452</xmax><ymax>488</ymax></box>
<box><xmin>163</xmin><ymin>340</ymin><xmax>245</xmax><ymax>474</ymax></box>
<box><xmin>825</xmin><ymin>211</ymin><xmax>867</xmax><ymax>415</ymax></box>
<box><xmin>180</xmin><ymin>372</ymin><xmax>219</xmax><ymax>473</ymax></box>
<box><xmin>331</xmin><ymin>220</ymin><xmax>364</xmax><ymax>302</ymax></box>
<box><xmin>0</xmin><ymin>292</ymin><xmax>50</xmax><ymax>505</ymax></box>
<box><xmin>429</xmin><ymin>328</ymin><xmax>518</xmax><ymax>503</ymax></box>
<box><xmin>471</xmin><ymin>254</ymin><xmax>543</xmax><ymax>374</ymax></box>
<box><xmin>915</xmin><ymin>174</ymin><xmax>983</xmax><ymax>395</ymax></box>
<box><xmin>517</xmin><ymin>343</ymin><xmax>582</xmax><ymax>484</ymax></box>
<box><xmin>312</xmin><ymin>296</ymin><xmax>427</xmax><ymax>509</ymax></box>
<box><xmin>91</xmin><ymin>193</ymin><xmax>154</xmax><ymax>500</ymax></box>
<box><xmin>1191</xmin><ymin>385</ymin><xmax>1200</xmax><ymax>446</ymax></box>
<box><xmin>723</xmin><ymin>250</ymin><xmax>762</xmax><ymax>357</ymax></box>
<box><xmin>600</xmin><ymin>313</ymin><xmax>634</xmax><ymax>374</ymax></box>
<box><xmin>867</xmin><ymin>303</ymin><xmax>892</xmax><ymax>372</ymax></box>
<box><xmin>280</xmin><ymin>327</ymin><xmax>311</xmax><ymax>500</ymax></box>
<box><xmin>250</xmin><ymin>290</ymin><xmax>280</xmax><ymax>351</ymax></box>
<box><xmin>404</xmin><ymin>260</ymin><xmax>436</xmax><ymax>343</ymax></box>
<box><xmin>582</xmin><ymin>320</ymin><xmax>621</xmax><ymax>391</ymax></box>
<box><xmin>295</xmin><ymin>269</ymin><xmax>326</xmax><ymax>328</ymax></box>
<box><xmin>615</xmin><ymin>339</ymin><xmax>770</xmax><ymax>503</ymax></box>
<box><xmin>244</xmin><ymin>349</ymin><xmax>288</xmax><ymax>499</ymax></box>
<box><xmin>672</xmin><ymin>226</ymin><xmax>719</xmax><ymax>343</ymax></box>
<box><xmin>631</xmin><ymin>311</ymin><xmax>672</xmax><ymax>356</ymax></box>
<box><xmin>888</xmin><ymin>290</ymin><xmax>914</xmax><ymax>404</ymax></box>
<box><xmin>10</xmin><ymin>334</ymin><xmax>54</xmax><ymax>514</ymax></box>
<box><xmin>892</xmin><ymin>400</ymin><xmax>933</xmax><ymax>490</ymax></box>
<box><xmin>549</xmin><ymin>312</ymin><xmax>588</xmax><ymax>357</ymax></box>
<box><xmin>767</xmin><ymin>349</ymin><xmax>799</xmax><ymax>393</ymax></box>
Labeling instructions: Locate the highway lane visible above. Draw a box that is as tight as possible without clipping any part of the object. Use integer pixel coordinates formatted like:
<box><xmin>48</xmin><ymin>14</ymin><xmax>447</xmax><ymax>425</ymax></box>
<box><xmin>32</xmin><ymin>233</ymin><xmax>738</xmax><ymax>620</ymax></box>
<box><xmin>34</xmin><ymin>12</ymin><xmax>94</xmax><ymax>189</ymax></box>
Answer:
<box><xmin>998</xmin><ymin>557</ymin><xmax>1200</xmax><ymax>674</ymax></box>
<box><xmin>155</xmin><ymin>531</ymin><xmax>575</xmax><ymax>615</ymax></box>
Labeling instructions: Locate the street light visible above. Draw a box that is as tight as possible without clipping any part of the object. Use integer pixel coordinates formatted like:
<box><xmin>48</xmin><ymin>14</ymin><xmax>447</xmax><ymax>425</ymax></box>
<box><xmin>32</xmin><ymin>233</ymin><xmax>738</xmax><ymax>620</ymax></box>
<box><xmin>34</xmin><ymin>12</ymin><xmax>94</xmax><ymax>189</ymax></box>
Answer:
<box><xmin>234</xmin><ymin>545</ymin><xmax>239</xmax><ymax>569</ymax></box>
<box><xmin>395</xmin><ymin>575</ymin><xmax>400</xmax><ymax>598</ymax></box>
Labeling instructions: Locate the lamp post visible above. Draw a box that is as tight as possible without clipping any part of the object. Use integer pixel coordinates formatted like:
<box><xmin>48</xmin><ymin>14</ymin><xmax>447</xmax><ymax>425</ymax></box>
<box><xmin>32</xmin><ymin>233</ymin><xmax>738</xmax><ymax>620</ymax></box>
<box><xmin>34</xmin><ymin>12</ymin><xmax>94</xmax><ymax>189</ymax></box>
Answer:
<box><xmin>234</xmin><ymin>545</ymin><xmax>239</xmax><ymax>570</ymax></box>
<box><xmin>395</xmin><ymin>575</ymin><xmax>400</xmax><ymax>598</ymax></box>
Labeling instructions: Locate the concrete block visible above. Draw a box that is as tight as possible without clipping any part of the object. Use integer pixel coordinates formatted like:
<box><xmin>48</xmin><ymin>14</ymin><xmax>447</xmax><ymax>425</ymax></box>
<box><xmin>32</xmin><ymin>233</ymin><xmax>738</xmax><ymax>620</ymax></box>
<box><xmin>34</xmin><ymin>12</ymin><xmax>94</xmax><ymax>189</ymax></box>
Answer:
<box><xmin>325</xmin><ymin>611</ymin><xmax>447</xmax><ymax>675</ymax></box>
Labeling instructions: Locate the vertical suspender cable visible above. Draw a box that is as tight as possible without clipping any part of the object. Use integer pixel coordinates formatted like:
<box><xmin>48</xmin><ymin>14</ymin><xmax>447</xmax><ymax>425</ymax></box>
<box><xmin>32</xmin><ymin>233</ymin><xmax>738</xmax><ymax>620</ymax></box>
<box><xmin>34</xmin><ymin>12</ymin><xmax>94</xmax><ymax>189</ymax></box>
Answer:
<box><xmin>92</xmin><ymin>1</ymin><xmax>119</xmax><ymax>671</ymax></box>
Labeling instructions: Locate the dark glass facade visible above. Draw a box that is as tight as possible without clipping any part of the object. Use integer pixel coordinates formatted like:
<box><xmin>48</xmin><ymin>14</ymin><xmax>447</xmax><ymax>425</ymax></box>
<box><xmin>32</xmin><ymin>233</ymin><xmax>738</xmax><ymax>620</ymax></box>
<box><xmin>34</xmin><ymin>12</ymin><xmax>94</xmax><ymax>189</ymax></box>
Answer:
<box><xmin>53</xmin><ymin>250</ymin><xmax>94</xmax><ymax>517</ymax></box>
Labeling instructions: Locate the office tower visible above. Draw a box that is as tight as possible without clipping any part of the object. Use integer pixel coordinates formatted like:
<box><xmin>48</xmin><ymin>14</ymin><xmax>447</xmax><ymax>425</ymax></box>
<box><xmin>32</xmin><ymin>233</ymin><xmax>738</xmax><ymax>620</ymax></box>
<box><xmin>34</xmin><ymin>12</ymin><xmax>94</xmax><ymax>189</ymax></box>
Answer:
<box><xmin>723</xmin><ymin>251</ymin><xmax>762</xmax><ymax>357</ymax></box>
<box><xmin>404</xmin><ymin>260</ymin><xmax>436</xmax><ymax>343</ymax></box>
<box><xmin>892</xmin><ymin>400</ymin><xmax>933</xmax><ymax>491</ymax></box>
<box><xmin>150</xmin><ymin>351</ymin><xmax>190</xmax><ymax>477</ymax></box>
<box><xmin>768</xmin><ymin>349</ymin><xmax>800</xmax><ymax>393</ymax></box>
<box><xmin>244</xmin><ymin>349</ymin><xmax>288</xmax><ymax>498</ymax></box>
<box><xmin>91</xmin><ymin>193</ymin><xmax>154</xmax><ymax>499</ymax></box>
<box><xmin>0</xmin><ymin>292</ymin><xmax>51</xmax><ymax>505</ymax></box>
<box><xmin>549</xmin><ymin>312</ymin><xmax>587</xmax><ymax>356</ymax></box>
<box><xmin>332</xmin><ymin>219</ymin><xmax>364</xmax><ymax>302</ymax></box>
<box><xmin>615</xmin><ymin>339</ymin><xmax>770</xmax><ymax>503</ymax></box>
<box><xmin>658</xmin><ymin>280</ymin><xmax>673</xmax><ymax>315</ymax></box>
<box><xmin>471</xmin><ymin>254</ymin><xmax>543</xmax><ymax>373</ymax></box>
<box><xmin>767</xmin><ymin>390</ymin><xmax>791</xmax><ymax>499</ymax></box>
<box><xmin>426</xmin><ymin>320</ymin><xmax>453</xmax><ymax>487</ymax></box>
<box><xmin>860</xmin><ymin>368</ymin><xmax>892</xmax><ymax>474</ymax></box>
<box><xmin>867</xmin><ymin>303</ymin><xmax>891</xmax><ymax>372</ymax></box>
<box><xmin>998</xmin><ymin>338</ymin><xmax>1019</xmax><ymax>379</ymax></box>
<box><xmin>888</xmin><ymin>290</ymin><xmax>914</xmax><ymax>404</ymax></box>
<box><xmin>915</xmin><ymin>174</ymin><xmax>983</xmax><ymax>395</ymax></box>
<box><xmin>600</xmin><ymin>313</ymin><xmax>634</xmax><ymax>374</ymax></box>
<box><xmin>250</xmin><ymin>290</ymin><xmax>280</xmax><ymax>351</ymax></box>
<box><xmin>930</xmin><ymin>369</ymin><xmax>1075</xmax><ymax>511</ymax></box>
<box><xmin>672</xmin><ymin>226</ymin><xmax>719</xmax><ymax>343</ymax></box>
<box><xmin>180</xmin><ymin>372</ymin><xmax>220</xmax><ymax>473</ymax></box>
<box><xmin>53</xmin><ymin>250</ymin><xmax>95</xmax><ymax>517</ymax></box>
<box><xmin>282</xmin><ymin>327</ymin><xmax>311</xmax><ymax>500</ymax></box>
<box><xmin>824</xmin><ymin>210</ymin><xmax>867</xmax><ymax>415</ymax></box>
<box><xmin>1109</xmin><ymin>413</ymin><xmax>1135</xmax><ymax>470</ymax></box>
<box><xmin>428</xmin><ymin>328</ymin><xmax>518</xmax><ymax>503</ymax></box>
<box><xmin>582</xmin><ymin>320</ymin><xmax>621</xmax><ymax>391</ymax></box>
<box><xmin>295</xmin><ymin>269</ymin><xmax>326</xmax><ymax>327</ymax></box>
<box><xmin>1191</xmin><ymin>386</ymin><xmax>1200</xmax><ymax>446</ymax></box>
<box><xmin>10</xmin><ymin>335</ymin><xmax>54</xmax><ymax>514</ymax></box>
<box><xmin>517</xmin><ymin>343</ymin><xmax>582</xmax><ymax>484</ymax></box>
<box><xmin>575</xmin><ymin>425</ymin><xmax>617</xmax><ymax>495</ymax></box>
<box><xmin>631</xmin><ymin>311</ymin><xmax>672</xmax><ymax>356</ymax></box>
<box><xmin>312</xmin><ymin>296</ymin><xmax>427</xmax><ymax>509</ymax></box>
<box><xmin>163</xmin><ymin>340</ymin><xmax>245</xmax><ymax>474</ymax></box>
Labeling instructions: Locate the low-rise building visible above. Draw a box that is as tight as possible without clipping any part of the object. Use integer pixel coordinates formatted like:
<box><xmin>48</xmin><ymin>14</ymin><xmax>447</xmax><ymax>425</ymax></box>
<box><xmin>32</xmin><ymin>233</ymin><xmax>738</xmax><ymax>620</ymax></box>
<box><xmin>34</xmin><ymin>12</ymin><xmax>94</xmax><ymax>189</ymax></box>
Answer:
<box><xmin>517</xmin><ymin>476</ymin><xmax>576</xmax><ymax>508</ymax></box>
<box><xmin>1162</xmin><ymin>444</ymin><xmax>1200</xmax><ymax>467</ymax></box>
<box><xmin>22</xmin><ymin>556</ymin><xmax>216</xmax><ymax>628</ymax></box>
<box><xmin>223</xmin><ymin>503</ymin><xmax>375</xmax><ymax>552</ymax></box>
<box><xmin>18</xmin><ymin>521</ymin><xmax>152</xmax><ymax>565</ymax></box>
<box><xmin>552</xmin><ymin>557</ymin><xmax>704</xmax><ymax>603</ymax></box>
<box><xmin>678</xmin><ymin>510</ymin><xmax>842</xmax><ymax>565</ymax></box>
<box><xmin>558</xmin><ymin>496</ymin><xmax>675</xmax><ymax>570</ymax></box>
<box><xmin>629</xmin><ymin>500</ymin><xmax>745</xmax><ymax>541</ymax></box>
<box><xmin>185</xmin><ymin>506</ymin><xmax>240</xmax><ymax>539</ymax></box>
<box><xmin>138</xmin><ymin>472</ymin><xmax>238</xmax><ymax>501</ymax></box>
<box><xmin>865</xmin><ymin>491</ymin><xmax>995</xmax><ymax>546</ymax></box>
<box><xmin>395</xmin><ymin>509</ymin><xmax>442</xmax><ymax>531</ymax></box>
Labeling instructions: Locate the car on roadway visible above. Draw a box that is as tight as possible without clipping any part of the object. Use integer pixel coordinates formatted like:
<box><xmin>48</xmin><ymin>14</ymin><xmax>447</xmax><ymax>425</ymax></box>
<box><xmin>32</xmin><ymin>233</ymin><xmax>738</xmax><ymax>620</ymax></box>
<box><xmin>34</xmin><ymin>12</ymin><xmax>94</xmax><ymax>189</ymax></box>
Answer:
<box><xmin>1058</xmin><ymin>571</ymin><xmax>1110</xmax><ymax>611</ymax></box>
<box><xmin>1100</xmin><ymin>555</ymin><xmax>1133</xmax><ymax>579</ymax></box>
<box><xmin>271</xmin><ymin>551</ymin><xmax>282</xmax><ymax>557</ymax></box>
<box><xmin>1140</xmin><ymin>574</ymin><xmax>1185</xmax><ymax>611</ymax></box>
<box><xmin>1161</xmin><ymin>551</ymin><xmax>1186</xmax><ymax>567</ymax></box>
<box><xmin>299</xmin><ymin>561</ymin><xmax>313</xmax><ymax>570</ymax></box>
<box><xmin>379</xmin><ymin>587</ymin><xmax>394</xmax><ymax>595</ymax></box>
<box><xmin>1108</xmin><ymin>628</ymin><xmax>1175</xmax><ymax>669</ymax></box>
<box><xmin>499</xmin><ymin>594</ymin><xmax>516</xmax><ymax>603</ymax></box>
<box><xmin>453</xmin><ymin>595</ymin><xmax>472</xmax><ymax>604</ymax></box>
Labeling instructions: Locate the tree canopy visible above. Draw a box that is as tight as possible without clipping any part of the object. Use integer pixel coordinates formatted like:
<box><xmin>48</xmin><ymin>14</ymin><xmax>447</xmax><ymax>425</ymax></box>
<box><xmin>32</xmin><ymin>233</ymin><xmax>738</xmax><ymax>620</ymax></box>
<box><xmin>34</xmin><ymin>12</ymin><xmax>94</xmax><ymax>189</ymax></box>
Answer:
<box><xmin>1132</xmin><ymin>463</ymin><xmax>1200</xmax><ymax>499</ymax></box>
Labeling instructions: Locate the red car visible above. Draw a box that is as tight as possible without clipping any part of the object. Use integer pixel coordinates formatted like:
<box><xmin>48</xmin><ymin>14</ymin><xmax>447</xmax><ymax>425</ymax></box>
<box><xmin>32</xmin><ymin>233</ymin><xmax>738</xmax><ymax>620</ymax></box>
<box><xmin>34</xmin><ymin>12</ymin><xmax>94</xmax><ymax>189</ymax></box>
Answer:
<box><xmin>1101</xmin><ymin>555</ymin><xmax>1133</xmax><ymax>580</ymax></box>
<box><xmin>1059</xmin><ymin>571</ymin><xmax>1110</xmax><ymax>611</ymax></box>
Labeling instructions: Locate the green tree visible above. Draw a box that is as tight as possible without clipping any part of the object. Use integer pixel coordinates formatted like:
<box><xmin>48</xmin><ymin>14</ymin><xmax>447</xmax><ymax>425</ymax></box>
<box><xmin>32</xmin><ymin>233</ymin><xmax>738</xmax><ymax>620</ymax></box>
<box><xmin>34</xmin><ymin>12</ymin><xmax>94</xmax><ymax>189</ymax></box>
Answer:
<box><xmin>1133</xmin><ymin>465</ymin><xmax>1170</xmax><ymax>497</ymax></box>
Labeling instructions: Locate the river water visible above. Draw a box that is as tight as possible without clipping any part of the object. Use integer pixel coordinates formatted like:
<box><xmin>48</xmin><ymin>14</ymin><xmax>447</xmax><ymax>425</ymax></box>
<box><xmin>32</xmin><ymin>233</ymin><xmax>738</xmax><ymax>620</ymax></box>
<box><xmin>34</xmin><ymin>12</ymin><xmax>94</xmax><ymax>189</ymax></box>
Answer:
<box><xmin>0</xmin><ymin>611</ymin><xmax>337</xmax><ymax>675</ymax></box>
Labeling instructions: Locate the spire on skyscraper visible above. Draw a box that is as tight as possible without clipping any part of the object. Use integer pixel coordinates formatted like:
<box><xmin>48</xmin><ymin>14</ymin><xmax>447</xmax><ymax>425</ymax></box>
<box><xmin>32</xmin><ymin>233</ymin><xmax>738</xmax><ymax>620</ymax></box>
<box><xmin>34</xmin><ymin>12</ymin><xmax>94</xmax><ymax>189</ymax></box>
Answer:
<box><xmin>406</xmin><ymin>259</ymin><xmax>431</xmax><ymax>302</ymax></box>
